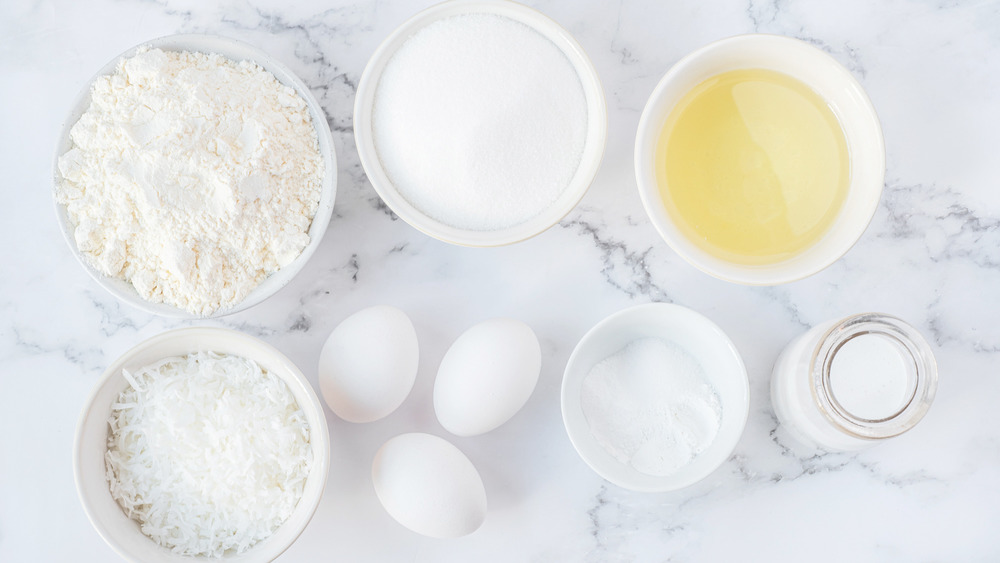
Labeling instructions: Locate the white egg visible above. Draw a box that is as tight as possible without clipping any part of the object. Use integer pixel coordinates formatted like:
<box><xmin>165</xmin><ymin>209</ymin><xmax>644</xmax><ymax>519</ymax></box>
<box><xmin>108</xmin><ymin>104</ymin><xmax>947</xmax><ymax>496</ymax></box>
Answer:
<box><xmin>372</xmin><ymin>433</ymin><xmax>487</xmax><ymax>539</ymax></box>
<box><xmin>434</xmin><ymin>318</ymin><xmax>541</xmax><ymax>437</ymax></box>
<box><xmin>318</xmin><ymin>305</ymin><xmax>418</xmax><ymax>423</ymax></box>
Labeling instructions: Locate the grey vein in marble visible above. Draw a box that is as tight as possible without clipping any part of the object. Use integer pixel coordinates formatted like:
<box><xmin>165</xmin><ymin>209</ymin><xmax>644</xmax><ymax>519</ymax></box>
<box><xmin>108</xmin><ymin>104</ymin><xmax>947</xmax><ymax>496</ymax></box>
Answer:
<box><xmin>879</xmin><ymin>181</ymin><xmax>1000</xmax><ymax>268</ymax></box>
<box><xmin>560</xmin><ymin>214</ymin><xmax>672</xmax><ymax>302</ymax></box>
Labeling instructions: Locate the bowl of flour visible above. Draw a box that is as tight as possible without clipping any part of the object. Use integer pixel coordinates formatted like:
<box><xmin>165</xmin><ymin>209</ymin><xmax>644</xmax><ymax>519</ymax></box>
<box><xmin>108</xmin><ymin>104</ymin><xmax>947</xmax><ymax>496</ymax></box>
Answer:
<box><xmin>54</xmin><ymin>34</ymin><xmax>337</xmax><ymax>317</ymax></box>
<box><xmin>354</xmin><ymin>0</ymin><xmax>607</xmax><ymax>247</ymax></box>
<box><xmin>561</xmin><ymin>303</ymin><xmax>750</xmax><ymax>492</ymax></box>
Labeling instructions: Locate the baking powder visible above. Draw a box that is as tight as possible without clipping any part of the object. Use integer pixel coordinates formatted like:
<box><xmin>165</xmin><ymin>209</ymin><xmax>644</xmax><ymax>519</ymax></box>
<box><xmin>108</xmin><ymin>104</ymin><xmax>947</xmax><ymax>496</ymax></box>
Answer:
<box><xmin>581</xmin><ymin>337</ymin><xmax>722</xmax><ymax>477</ymax></box>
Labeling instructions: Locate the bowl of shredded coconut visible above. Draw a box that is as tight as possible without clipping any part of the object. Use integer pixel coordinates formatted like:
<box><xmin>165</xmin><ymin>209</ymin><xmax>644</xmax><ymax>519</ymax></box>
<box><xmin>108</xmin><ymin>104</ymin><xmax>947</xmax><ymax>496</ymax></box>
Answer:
<box><xmin>561</xmin><ymin>303</ymin><xmax>750</xmax><ymax>493</ymax></box>
<box><xmin>354</xmin><ymin>0</ymin><xmax>607</xmax><ymax>246</ymax></box>
<box><xmin>54</xmin><ymin>34</ymin><xmax>337</xmax><ymax>317</ymax></box>
<box><xmin>73</xmin><ymin>327</ymin><xmax>330</xmax><ymax>562</ymax></box>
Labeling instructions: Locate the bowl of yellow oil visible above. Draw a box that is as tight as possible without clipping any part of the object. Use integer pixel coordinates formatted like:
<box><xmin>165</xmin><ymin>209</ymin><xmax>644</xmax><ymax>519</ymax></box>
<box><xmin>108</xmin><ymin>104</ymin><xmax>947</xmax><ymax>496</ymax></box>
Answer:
<box><xmin>635</xmin><ymin>34</ymin><xmax>884</xmax><ymax>285</ymax></box>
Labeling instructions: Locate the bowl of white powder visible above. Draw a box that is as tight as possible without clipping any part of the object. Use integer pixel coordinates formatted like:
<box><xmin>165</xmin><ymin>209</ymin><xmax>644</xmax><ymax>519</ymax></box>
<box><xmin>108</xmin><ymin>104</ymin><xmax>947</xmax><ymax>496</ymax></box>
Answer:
<box><xmin>74</xmin><ymin>327</ymin><xmax>331</xmax><ymax>562</ymax></box>
<box><xmin>354</xmin><ymin>0</ymin><xmax>607</xmax><ymax>246</ymax></box>
<box><xmin>54</xmin><ymin>34</ymin><xmax>337</xmax><ymax>317</ymax></box>
<box><xmin>561</xmin><ymin>303</ymin><xmax>749</xmax><ymax>492</ymax></box>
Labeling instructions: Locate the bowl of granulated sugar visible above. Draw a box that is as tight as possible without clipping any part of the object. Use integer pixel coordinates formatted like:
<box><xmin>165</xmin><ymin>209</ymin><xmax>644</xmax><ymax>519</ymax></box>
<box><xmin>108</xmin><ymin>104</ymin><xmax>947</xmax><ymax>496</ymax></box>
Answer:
<box><xmin>354</xmin><ymin>0</ymin><xmax>607</xmax><ymax>247</ymax></box>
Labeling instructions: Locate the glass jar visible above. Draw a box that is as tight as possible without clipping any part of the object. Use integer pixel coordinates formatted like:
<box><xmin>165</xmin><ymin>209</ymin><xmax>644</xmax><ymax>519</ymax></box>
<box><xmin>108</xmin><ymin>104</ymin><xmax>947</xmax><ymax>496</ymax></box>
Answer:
<box><xmin>770</xmin><ymin>313</ymin><xmax>937</xmax><ymax>451</ymax></box>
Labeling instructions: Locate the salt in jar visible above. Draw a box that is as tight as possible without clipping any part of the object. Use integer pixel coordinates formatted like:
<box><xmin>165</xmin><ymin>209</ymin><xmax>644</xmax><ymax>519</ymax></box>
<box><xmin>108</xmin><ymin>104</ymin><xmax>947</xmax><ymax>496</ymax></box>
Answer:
<box><xmin>770</xmin><ymin>312</ymin><xmax>937</xmax><ymax>451</ymax></box>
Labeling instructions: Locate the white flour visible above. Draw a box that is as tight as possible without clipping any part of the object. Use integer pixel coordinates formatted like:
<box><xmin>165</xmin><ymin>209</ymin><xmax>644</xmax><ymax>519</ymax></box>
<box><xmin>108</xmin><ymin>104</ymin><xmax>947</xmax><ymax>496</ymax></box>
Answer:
<box><xmin>57</xmin><ymin>47</ymin><xmax>323</xmax><ymax>315</ymax></box>
<box><xmin>581</xmin><ymin>337</ymin><xmax>722</xmax><ymax>477</ymax></box>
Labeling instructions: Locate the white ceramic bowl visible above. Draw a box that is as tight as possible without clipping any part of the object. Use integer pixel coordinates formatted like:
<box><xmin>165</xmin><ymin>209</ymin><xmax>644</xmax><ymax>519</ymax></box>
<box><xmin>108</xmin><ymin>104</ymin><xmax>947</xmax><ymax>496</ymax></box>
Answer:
<box><xmin>73</xmin><ymin>327</ymin><xmax>331</xmax><ymax>562</ymax></box>
<box><xmin>53</xmin><ymin>34</ymin><xmax>338</xmax><ymax>318</ymax></box>
<box><xmin>634</xmin><ymin>34</ymin><xmax>885</xmax><ymax>285</ymax></box>
<box><xmin>561</xmin><ymin>303</ymin><xmax>749</xmax><ymax>492</ymax></box>
<box><xmin>353</xmin><ymin>0</ymin><xmax>607</xmax><ymax>247</ymax></box>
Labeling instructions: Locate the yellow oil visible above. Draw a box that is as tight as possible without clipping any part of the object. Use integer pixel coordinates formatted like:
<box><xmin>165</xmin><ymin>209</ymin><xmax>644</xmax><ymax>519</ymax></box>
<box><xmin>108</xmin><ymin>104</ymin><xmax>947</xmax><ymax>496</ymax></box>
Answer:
<box><xmin>656</xmin><ymin>68</ymin><xmax>850</xmax><ymax>265</ymax></box>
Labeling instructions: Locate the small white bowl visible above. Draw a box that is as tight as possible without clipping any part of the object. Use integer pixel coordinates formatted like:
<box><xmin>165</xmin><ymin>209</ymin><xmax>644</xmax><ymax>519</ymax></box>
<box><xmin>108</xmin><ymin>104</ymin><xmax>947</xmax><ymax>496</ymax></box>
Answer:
<box><xmin>634</xmin><ymin>34</ymin><xmax>885</xmax><ymax>285</ymax></box>
<box><xmin>73</xmin><ymin>327</ymin><xmax>331</xmax><ymax>562</ymax></box>
<box><xmin>353</xmin><ymin>0</ymin><xmax>607</xmax><ymax>247</ymax></box>
<box><xmin>53</xmin><ymin>34</ymin><xmax>338</xmax><ymax>318</ymax></box>
<box><xmin>561</xmin><ymin>303</ymin><xmax>749</xmax><ymax>492</ymax></box>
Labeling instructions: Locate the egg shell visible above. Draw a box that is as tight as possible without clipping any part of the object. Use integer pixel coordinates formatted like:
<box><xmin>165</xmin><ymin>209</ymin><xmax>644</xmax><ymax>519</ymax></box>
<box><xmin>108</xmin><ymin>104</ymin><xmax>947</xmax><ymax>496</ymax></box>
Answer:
<box><xmin>434</xmin><ymin>318</ymin><xmax>541</xmax><ymax>437</ymax></box>
<box><xmin>372</xmin><ymin>433</ymin><xmax>487</xmax><ymax>539</ymax></box>
<box><xmin>318</xmin><ymin>305</ymin><xmax>418</xmax><ymax>423</ymax></box>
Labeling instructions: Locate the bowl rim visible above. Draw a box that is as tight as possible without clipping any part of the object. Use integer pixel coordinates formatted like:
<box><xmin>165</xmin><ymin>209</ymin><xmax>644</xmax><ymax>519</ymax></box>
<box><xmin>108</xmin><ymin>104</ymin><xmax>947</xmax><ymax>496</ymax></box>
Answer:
<box><xmin>561</xmin><ymin>302</ymin><xmax>750</xmax><ymax>492</ymax></box>
<box><xmin>52</xmin><ymin>33</ymin><xmax>338</xmax><ymax>318</ymax></box>
<box><xmin>72</xmin><ymin>326</ymin><xmax>331</xmax><ymax>562</ymax></box>
<box><xmin>634</xmin><ymin>33</ymin><xmax>886</xmax><ymax>285</ymax></box>
<box><xmin>353</xmin><ymin>0</ymin><xmax>608</xmax><ymax>247</ymax></box>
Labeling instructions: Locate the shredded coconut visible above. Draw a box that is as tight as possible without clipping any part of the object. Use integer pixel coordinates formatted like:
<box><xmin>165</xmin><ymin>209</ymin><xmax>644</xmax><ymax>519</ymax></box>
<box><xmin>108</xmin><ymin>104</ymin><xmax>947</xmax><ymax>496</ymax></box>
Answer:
<box><xmin>581</xmin><ymin>337</ymin><xmax>722</xmax><ymax>477</ymax></box>
<box><xmin>105</xmin><ymin>352</ymin><xmax>313</xmax><ymax>557</ymax></box>
<box><xmin>57</xmin><ymin>47</ymin><xmax>324</xmax><ymax>315</ymax></box>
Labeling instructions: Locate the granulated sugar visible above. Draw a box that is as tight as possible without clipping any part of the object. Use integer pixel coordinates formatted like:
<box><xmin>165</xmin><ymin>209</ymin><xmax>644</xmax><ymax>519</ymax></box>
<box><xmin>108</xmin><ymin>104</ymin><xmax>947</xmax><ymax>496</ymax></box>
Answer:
<box><xmin>581</xmin><ymin>337</ymin><xmax>722</xmax><ymax>477</ymax></box>
<box><xmin>372</xmin><ymin>13</ymin><xmax>587</xmax><ymax>231</ymax></box>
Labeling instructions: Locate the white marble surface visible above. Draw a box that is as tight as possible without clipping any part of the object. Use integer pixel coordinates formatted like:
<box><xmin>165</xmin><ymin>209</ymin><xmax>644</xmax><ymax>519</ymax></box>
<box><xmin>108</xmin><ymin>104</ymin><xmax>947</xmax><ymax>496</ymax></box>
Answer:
<box><xmin>3</xmin><ymin>0</ymin><xmax>1000</xmax><ymax>560</ymax></box>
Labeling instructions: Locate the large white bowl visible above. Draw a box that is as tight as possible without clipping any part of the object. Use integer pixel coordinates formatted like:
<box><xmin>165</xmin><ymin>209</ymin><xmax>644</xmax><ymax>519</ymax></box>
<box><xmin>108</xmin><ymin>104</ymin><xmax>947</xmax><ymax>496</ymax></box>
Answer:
<box><xmin>53</xmin><ymin>34</ymin><xmax>338</xmax><ymax>318</ymax></box>
<box><xmin>561</xmin><ymin>303</ymin><xmax>749</xmax><ymax>492</ymax></box>
<box><xmin>634</xmin><ymin>34</ymin><xmax>885</xmax><ymax>285</ymax></box>
<box><xmin>73</xmin><ymin>327</ymin><xmax>331</xmax><ymax>563</ymax></box>
<box><xmin>353</xmin><ymin>0</ymin><xmax>607</xmax><ymax>247</ymax></box>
